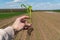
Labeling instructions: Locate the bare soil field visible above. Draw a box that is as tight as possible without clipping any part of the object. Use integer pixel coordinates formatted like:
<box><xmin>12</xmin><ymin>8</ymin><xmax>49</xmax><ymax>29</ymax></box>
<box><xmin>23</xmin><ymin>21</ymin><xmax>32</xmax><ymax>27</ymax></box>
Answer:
<box><xmin>0</xmin><ymin>11</ymin><xmax>60</xmax><ymax>40</ymax></box>
<box><xmin>31</xmin><ymin>12</ymin><xmax>60</xmax><ymax>40</ymax></box>
<box><xmin>0</xmin><ymin>15</ymin><xmax>23</xmax><ymax>28</ymax></box>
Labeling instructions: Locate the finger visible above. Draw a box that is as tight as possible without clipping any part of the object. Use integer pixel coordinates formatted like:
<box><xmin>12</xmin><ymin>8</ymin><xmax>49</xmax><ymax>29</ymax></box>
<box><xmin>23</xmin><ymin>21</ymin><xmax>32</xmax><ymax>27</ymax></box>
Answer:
<box><xmin>21</xmin><ymin>19</ymin><xmax>27</xmax><ymax>23</ymax></box>
<box><xmin>25</xmin><ymin>20</ymin><xmax>28</xmax><ymax>24</ymax></box>
<box><xmin>25</xmin><ymin>20</ymin><xmax>32</xmax><ymax>26</ymax></box>
<box><xmin>23</xmin><ymin>24</ymin><xmax>32</xmax><ymax>30</ymax></box>
<box><xmin>20</xmin><ymin>16</ymin><xmax>29</xmax><ymax>20</ymax></box>
<box><xmin>26</xmin><ymin>23</ymin><xmax>32</xmax><ymax>27</ymax></box>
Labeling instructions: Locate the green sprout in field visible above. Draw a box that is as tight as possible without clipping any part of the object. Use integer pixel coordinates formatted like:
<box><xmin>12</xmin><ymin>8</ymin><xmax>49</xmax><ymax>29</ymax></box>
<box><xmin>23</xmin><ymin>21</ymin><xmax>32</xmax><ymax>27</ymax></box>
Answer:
<box><xmin>21</xmin><ymin>4</ymin><xmax>33</xmax><ymax>40</ymax></box>
<box><xmin>21</xmin><ymin>4</ymin><xmax>32</xmax><ymax>23</ymax></box>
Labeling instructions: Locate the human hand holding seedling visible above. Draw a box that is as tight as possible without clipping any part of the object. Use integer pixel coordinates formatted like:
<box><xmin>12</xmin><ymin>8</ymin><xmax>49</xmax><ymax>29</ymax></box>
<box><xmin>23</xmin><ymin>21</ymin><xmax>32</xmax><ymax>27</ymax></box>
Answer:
<box><xmin>12</xmin><ymin>16</ymin><xmax>31</xmax><ymax>31</ymax></box>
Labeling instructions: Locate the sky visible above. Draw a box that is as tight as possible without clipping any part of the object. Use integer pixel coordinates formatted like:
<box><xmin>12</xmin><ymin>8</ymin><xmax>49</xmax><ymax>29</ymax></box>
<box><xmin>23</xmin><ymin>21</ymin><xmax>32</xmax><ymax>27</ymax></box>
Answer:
<box><xmin>0</xmin><ymin>0</ymin><xmax>60</xmax><ymax>10</ymax></box>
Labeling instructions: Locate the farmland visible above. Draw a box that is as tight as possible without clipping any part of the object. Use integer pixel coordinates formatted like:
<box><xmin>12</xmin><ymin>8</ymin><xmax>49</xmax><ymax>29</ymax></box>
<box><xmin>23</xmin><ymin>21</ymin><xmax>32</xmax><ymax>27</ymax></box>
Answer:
<box><xmin>0</xmin><ymin>11</ymin><xmax>60</xmax><ymax>40</ymax></box>
<box><xmin>0</xmin><ymin>12</ymin><xmax>26</xmax><ymax>19</ymax></box>
<box><xmin>32</xmin><ymin>12</ymin><xmax>60</xmax><ymax>40</ymax></box>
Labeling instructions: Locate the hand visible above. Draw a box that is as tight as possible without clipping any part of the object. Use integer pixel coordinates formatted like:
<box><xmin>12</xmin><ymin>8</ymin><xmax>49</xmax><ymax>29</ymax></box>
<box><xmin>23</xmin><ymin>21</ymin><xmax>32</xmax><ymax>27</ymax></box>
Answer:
<box><xmin>12</xmin><ymin>16</ymin><xmax>31</xmax><ymax>31</ymax></box>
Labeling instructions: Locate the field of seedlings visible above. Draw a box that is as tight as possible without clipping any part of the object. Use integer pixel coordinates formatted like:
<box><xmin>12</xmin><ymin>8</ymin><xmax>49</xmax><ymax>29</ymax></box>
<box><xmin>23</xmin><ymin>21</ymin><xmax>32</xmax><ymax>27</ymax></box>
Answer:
<box><xmin>0</xmin><ymin>11</ymin><xmax>60</xmax><ymax>40</ymax></box>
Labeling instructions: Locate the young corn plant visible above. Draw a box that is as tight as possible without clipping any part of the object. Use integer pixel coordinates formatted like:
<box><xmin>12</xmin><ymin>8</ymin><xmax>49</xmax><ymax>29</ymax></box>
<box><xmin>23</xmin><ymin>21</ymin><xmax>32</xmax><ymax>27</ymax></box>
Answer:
<box><xmin>28</xmin><ymin>6</ymin><xmax>32</xmax><ymax>23</ymax></box>
<box><xmin>21</xmin><ymin>4</ymin><xmax>33</xmax><ymax>40</ymax></box>
<box><xmin>21</xmin><ymin>4</ymin><xmax>32</xmax><ymax>23</ymax></box>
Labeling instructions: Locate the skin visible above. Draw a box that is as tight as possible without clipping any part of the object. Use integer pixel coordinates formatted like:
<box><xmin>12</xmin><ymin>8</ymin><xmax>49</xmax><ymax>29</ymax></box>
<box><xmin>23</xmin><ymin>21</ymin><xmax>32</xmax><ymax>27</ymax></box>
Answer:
<box><xmin>12</xmin><ymin>16</ymin><xmax>31</xmax><ymax>31</ymax></box>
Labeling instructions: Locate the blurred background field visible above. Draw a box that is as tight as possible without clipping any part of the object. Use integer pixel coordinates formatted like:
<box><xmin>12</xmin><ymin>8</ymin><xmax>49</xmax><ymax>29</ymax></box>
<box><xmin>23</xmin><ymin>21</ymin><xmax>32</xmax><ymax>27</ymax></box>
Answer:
<box><xmin>0</xmin><ymin>9</ymin><xmax>60</xmax><ymax>40</ymax></box>
<box><xmin>0</xmin><ymin>9</ymin><xmax>60</xmax><ymax>19</ymax></box>
<box><xmin>0</xmin><ymin>12</ymin><xmax>25</xmax><ymax>19</ymax></box>
<box><xmin>0</xmin><ymin>9</ymin><xmax>27</xmax><ymax>19</ymax></box>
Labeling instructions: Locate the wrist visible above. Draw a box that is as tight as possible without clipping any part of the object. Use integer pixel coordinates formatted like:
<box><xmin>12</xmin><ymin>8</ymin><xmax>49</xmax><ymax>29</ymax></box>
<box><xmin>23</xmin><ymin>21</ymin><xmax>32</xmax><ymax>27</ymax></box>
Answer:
<box><xmin>11</xmin><ymin>25</ymin><xmax>17</xmax><ymax>31</ymax></box>
<box><xmin>11</xmin><ymin>25</ymin><xmax>23</xmax><ymax>32</ymax></box>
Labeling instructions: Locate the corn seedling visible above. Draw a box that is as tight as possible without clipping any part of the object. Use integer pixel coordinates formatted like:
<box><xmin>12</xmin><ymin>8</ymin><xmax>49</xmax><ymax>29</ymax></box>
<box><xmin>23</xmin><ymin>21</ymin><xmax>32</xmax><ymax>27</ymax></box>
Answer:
<box><xmin>28</xmin><ymin>6</ymin><xmax>32</xmax><ymax>23</ymax></box>
<box><xmin>21</xmin><ymin>4</ymin><xmax>33</xmax><ymax>40</ymax></box>
<box><xmin>21</xmin><ymin>4</ymin><xmax>32</xmax><ymax>23</ymax></box>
